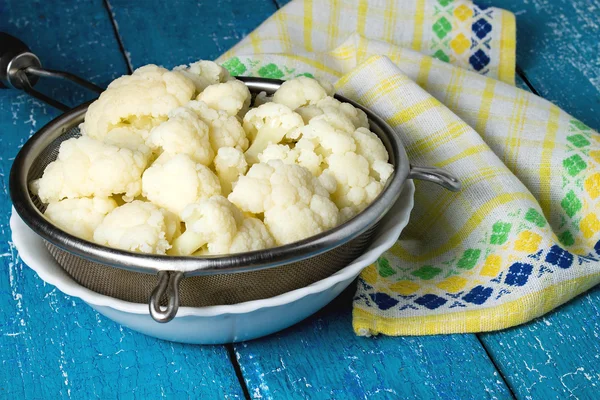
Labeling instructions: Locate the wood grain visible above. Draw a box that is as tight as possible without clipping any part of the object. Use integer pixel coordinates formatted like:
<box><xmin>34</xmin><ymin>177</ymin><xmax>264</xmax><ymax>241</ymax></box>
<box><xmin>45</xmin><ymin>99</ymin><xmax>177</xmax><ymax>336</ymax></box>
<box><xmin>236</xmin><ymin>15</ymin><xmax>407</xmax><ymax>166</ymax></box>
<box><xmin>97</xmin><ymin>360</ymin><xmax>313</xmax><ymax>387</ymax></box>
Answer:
<box><xmin>0</xmin><ymin>0</ymin><xmax>243</xmax><ymax>397</ymax></box>
<box><xmin>106</xmin><ymin>0</ymin><xmax>279</xmax><ymax>69</ymax></box>
<box><xmin>233</xmin><ymin>286</ymin><xmax>513</xmax><ymax>399</ymax></box>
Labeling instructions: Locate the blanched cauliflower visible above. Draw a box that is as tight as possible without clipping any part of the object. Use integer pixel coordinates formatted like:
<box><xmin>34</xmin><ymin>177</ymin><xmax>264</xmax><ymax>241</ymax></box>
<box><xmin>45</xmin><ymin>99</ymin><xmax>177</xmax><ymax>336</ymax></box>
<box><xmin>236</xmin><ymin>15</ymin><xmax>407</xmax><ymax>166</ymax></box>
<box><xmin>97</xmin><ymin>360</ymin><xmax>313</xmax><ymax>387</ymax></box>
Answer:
<box><xmin>170</xmin><ymin>195</ymin><xmax>274</xmax><ymax>256</ymax></box>
<box><xmin>272</xmin><ymin>76</ymin><xmax>329</xmax><ymax>110</ymax></box>
<box><xmin>35</xmin><ymin>63</ymin><xmax>393</xmax><ymax>257</ymax></box>
<box><xmin>314</xmin><ymin>96</ymin><xmax>369</xmax><ymax>129</ymax></box>
<box><xmin>242</xmin><ymin>103</ymin><xmax>304</xmax><ymax>164</ymax></box>
<box><xmin>228</xmin><ymin>160</ymin><xmax>339</xmax><ymax>245</ymax></box>
<box><xmin>187</xmin><ymin>100</ymin><xmax>248</xmax><ymax>152</ymax></box>
<box><xmin>83</xmin><ymin>65</ymin><xmax>195</xmax><ymax>142</ymax></box>
<box><xmin>44</xmin><ymin>197</ymin><xmax>117</xmax><ymax>241</ymax></box>
<box><xmin>293</xmin><ymin>118</ymin><xmax>393</xmax><ymax>219</ymax></box>
<box><xmin>229</xmin><ymin>217</ymin><xmax>275</xmax><ymax>254</ymax></box>
<box><xmin>147</xmin><ymin>107</ymin><xmax>214</xmax><ymax>165</ymax></box>
<box><xmin>197</xmin><ymin>80</ymin><xmax>251</xmax><ymax>117</ymax></box>
<box><xmin>213</xmin><ymin>147</ymin><xmax>248</xmax><ymax>196</ymax></box>
<box><xmin>174</xmin><ymin>60</ymin><xmax>231</xmax><ymax>93</ymax></box>
<box><xmin>142</xmin><ymin>153</ymin><xmax>221</xmax><ymax>215</ymax></box>
<box><xmin>32</xmin><ymin>136</ymin><xmax>150</xmax><ymax>203</ymax></box>
<box><xmin>93</xmin><ymin>200</ymin><xmax>179</xmax><ymax>254</ymax></box>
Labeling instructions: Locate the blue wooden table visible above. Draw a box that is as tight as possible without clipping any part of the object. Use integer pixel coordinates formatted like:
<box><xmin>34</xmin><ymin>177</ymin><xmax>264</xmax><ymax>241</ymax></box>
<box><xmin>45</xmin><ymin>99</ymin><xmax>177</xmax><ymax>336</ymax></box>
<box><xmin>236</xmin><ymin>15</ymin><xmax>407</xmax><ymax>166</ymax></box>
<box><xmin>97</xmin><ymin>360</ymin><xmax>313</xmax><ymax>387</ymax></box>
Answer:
<box><xmin>1</xmin><ymin>0</ymin><xmax>599</xmax><ymax>398</ymax></box>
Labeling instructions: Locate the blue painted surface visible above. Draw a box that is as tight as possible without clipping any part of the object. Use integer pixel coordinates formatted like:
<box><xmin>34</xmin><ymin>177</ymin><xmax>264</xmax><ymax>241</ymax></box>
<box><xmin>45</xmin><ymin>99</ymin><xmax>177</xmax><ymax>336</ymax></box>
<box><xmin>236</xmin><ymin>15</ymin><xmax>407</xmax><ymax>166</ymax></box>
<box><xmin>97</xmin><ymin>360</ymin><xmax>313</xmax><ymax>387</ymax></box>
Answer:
<box><xmin>107</xmin><ymin>0</ymin><xmax>279</xmax><ymax>69</ymax></box>
<box><xmin>1</xmin><ymin>0</ymin><xmax>600</xmax><ymax>399</ymax></box>
<box><xmin>234</xmin><ymin>286</ymin><xmax>513</xmax><ymax>399</ymax></box>
<box><xmin>0</xmin><ymin>0</ymin><xmax>243</xmax><ymax>397</ymax></box>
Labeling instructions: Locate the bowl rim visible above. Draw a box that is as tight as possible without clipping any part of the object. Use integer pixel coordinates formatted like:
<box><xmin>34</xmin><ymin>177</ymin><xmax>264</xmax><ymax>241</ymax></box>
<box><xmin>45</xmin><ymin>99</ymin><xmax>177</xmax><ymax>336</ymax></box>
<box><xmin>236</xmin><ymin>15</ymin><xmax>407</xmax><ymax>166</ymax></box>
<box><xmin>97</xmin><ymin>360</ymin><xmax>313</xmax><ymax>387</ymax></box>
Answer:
<box><xmin>9</xmin><ymin>77</ymin><xmax>410</xmax><ymax>276</ymax></box>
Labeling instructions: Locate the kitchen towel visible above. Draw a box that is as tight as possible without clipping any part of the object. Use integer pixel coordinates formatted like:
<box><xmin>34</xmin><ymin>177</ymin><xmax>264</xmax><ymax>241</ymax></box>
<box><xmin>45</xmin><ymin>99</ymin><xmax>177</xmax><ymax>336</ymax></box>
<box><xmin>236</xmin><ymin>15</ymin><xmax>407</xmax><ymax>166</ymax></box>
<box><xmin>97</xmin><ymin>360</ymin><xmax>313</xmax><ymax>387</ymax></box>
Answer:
<box><xmin>217</xmin><ymin>0</ymin><xmax>600</xmax><ymax>335</ymax></box>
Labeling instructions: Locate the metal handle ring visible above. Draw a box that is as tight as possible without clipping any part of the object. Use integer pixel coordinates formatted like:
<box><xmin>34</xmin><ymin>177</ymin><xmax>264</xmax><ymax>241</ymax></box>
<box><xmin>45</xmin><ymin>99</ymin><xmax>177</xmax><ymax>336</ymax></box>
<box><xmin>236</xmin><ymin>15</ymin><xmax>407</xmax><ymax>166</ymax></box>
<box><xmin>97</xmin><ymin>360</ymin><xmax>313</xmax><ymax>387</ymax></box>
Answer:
<box><xmin>149</xmin><ymin>271</ymin><xmax>184</xmax><ymax>323</ymax></box>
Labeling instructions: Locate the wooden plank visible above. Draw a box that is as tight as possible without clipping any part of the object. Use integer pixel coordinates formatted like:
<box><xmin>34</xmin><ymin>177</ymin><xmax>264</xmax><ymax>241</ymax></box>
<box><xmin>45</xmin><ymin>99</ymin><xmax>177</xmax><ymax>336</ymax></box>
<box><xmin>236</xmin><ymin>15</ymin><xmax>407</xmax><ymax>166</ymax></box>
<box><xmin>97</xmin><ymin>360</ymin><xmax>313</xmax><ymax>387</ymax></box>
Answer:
<box><xmin>0</xmin><ymin>1</ymin><xmax>244</xmax><ymax>398</ymax></box>
<box><xmin>233</xmin><ymin>285</ymin><xmax>513</xmax><ymax>399</ymax></box>
<box><xmin>478</xmin><ymin>0</ymin><xmax>600</xmax><ymax>130</ymax></box>
<box><xmin>479</xmin><ymin>287</ymin><xmax>600</xmax><ymax>399</ymax></box>
<box><xmin>106</xmin><ymin>0</ymin><xmax>279</xmax><ymax>69</ymax></box>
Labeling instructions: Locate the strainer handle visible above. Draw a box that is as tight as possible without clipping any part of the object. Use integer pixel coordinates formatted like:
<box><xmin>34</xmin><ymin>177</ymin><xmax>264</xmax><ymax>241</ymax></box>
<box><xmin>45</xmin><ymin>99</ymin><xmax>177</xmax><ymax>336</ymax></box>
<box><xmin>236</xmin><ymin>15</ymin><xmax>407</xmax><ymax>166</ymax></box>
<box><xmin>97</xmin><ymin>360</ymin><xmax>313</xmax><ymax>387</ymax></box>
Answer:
<box><xmin>149</xmin><ymin>270</ymin><xmax>184</xmax><ymax>323</ymax></box>
<box><xmin>0</xmin><ymin>32</ymin><xmax>104</xmax><ymax>112</ymax></box>
<box><xmin>408</xmin><ymin>165</ymin><xmax>462</xmax><ymax>191</ymax></box>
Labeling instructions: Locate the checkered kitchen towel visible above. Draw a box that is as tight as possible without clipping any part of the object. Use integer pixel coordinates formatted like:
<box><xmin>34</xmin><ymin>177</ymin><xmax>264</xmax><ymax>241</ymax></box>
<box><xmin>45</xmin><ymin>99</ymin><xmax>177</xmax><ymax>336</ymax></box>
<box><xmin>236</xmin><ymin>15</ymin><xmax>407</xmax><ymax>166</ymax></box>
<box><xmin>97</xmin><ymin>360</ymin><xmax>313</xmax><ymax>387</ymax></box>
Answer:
<box><xmin>217</xmin><ymin>0</ymin><xmax>600</xmax><ymax>335</ymax></box>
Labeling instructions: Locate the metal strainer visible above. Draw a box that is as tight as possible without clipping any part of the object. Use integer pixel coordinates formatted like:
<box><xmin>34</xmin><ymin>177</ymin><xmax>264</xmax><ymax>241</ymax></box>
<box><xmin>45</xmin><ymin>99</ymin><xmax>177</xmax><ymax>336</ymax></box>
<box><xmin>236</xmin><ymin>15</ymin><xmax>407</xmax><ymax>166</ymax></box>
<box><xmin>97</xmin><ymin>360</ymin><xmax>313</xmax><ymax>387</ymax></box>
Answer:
<box><xmin>4</xmin><ymin>33</ymin><xmax>461</xmax><ymax>323</ymax></box>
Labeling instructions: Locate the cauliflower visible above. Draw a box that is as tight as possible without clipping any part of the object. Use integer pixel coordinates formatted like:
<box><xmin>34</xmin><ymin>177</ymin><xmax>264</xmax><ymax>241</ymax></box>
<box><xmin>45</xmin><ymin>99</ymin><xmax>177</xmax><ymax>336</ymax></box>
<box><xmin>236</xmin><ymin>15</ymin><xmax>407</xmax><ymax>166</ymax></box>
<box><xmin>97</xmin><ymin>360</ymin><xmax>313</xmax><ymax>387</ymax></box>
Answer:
<box><xmin>31</xmin><ymin>136</ymin><xmax>150</xmax><ymax>203</ymax></box>
<box><xmin>229</xmin><ymin>217</ymin><xmax>275</xmax><ymax>254</ymax></box>
<box><xmin>197</xmin><ymin>80</ymin><xmax>251</xmax><ymax>117</ymax></box>
<box><xmin>83</xmin><ymin>65</ymin><xmax>195</xmax><ymax>142</ymax></box>
<box><xmin>147</xmin><ymin>107</ymin><xmax>214</xmax><ymax>165</ymax></box>
<box><xmin>173</xmin><ymin>60</ymin><xmax>231</xmax><ymax>93</ymax></box>
<box><xmin>315</xmin><ymin>96</ymin><xmax>369</xmax><ymax>129</ymax></box>
<box><xmin>242</xmin><ymin>103</ymin><xmax>304</xmax><ymax>164</ymax></box>
<box><xmin>297</xmin><ymin>118</ymin><xmax>356</xmax><ymax>159</ymax></box>
<box><xmin>254</xmin><ymin>91</ymin><xmax>273</xmax><ymax>107</ymax></box>
<box><xmin>44</xmin><ymin>197</ymin><xmax>117</xmax><ymax>241</ymax></box>
<box><xmin>93</xmin><ymin>200</ymin><xmax>179</xmax><ymax>254</ymax></box>
<box><xmin>256</xmin><ymin>142</ymin><xmax>322</xmax><ymax>176</ymax></box>
<box><xmin>228</xmin><ymin>160</ymin><xmax>339</xmax><ymax>245</ymax></box>
<box><xmin>213</xmin><ymin>147</ymin><xmax>248</xmax><ymax>195</ymax></box>
<box><xmin>170</xmin><ymin>195</ymin><xmax>274</xmax><ymax>256</ymax></box>
<box><xmin>272</xmin><ymin>76</ymin><xmax>329</xmax><ymax>110</ymax></box>
<box><xmin>295</xmin><ymin>105</ymin><xmax>324</xmax><ymax>124</ymax></box>
<box><xmin>141</xmin><ymin>153</ymin><xmax>221</xmax><ymax>215</ymax></box>
<box><xmin>187</xmin><ymin>100</ymin><xmax>248</xmax><ymax>152</ymax></box>
<box><xmin>294</xmin><ymin>119</ymin><xmax>394</xmax><ymax>219</ymax></box>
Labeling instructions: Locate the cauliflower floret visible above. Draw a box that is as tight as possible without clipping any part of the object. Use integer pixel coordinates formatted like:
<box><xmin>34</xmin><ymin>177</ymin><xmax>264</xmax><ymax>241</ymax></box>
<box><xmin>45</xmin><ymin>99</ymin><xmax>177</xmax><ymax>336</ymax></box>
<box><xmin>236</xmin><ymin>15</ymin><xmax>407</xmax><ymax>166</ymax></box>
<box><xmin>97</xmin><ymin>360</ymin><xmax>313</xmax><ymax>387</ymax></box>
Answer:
<box><xmin>93</xmin><ymin>200</ymin><xmax>179</xmax><ymax>254</ymax></box>
<box><xmin>187</xmin><ymin>100</ymin><xmax>248</xmax><ymax>152</ymax></box>
<box><xmin>295</xmin><ymin>105</ymin><xmax>324</xmax><ymax>124</ymax></box>
<box><xmin>229</xmin><ymin>218</ymin><xmax>275</xmax><ymax>253</ymax></box>
<box><xmin>352</xmin><ymin>127</ymin><xmax>394</xmax><ymax>182</ymax></box>
<box><xmin>272</xmin><ymin>77</ymin><xmax>329</xmax><ymax>110</ymax></box>
<box><xmin>31</xmin><ymin>136</ymin><xmax>150</xmax><ymax>203</ymax></box>
<box><xmin>294</xmin><ymin>120</ymin><xmax>394</xmax><ymax>219</ymax></box>
<box><xmin>254</xmin><ymin>91</ymin><xmax>273</xmax><ymax>107</ymax></box>
<box><xmin>170</xmin><ymin>195</ymin><xmax>241</xmax><ymax>255</ymax></box>
<box><xmin>297</xmin><ymin>118</ymin><xmax>356</xmax><ymax>158</ymax></box>
<box><xmin>173</xmin><ymin>60</ymin><xmax>231</xmax><ymax>93</ymax></box>
<box><xmin>242</xmin><ymin>103</ymin><xmax>304</xmax><ymax>164</ymax></box>
<box><xmin>170</xmin><ymin>195</ymin><xmax>275</xmax><ymax>256</ymax></box>
<box><xmin>83</xmin><ymin>65</ymin><xmax>195</xmax><ymax>142</ymax></box>
<box><xmin>142</xmin><ymin>153</ymin><xmax>221</xmax><ymax>215</ymax></box>
<box><xmin>257</xmin><ymin>144</ymin><xmax>299</xmax><ymax>165</ymax></box>
<box><xmin>213</xmin><ymin>147</ymin><xmax>248</xmax><ymax>195</ymax></box>
<box><xmin>44</xmin><ymin>197</ymin><xmax>117</xmax><ymax>241</ymax></box>
<box><xmin>147</xmin><ymin>107</ymin><xmax>214</xmax><ymax>165</ymax></box>
<box><xmin>228</xmin><ymin>160</ymin><xmax>339</xmax><ymax>245</ymax></box>
<box><xmin>315</xmin><ymin>96</ymin><xmax>369</xmax><ymax>129</ymax></box>
<box><xmin>324</xmin><ymin>153</ymin><xmax>385</xmax><ymax>220</ymax></box>
<box><xmin>197</xmin><ymin>79</ymin><xmax>251</xmax><ymax>117</ymax></box>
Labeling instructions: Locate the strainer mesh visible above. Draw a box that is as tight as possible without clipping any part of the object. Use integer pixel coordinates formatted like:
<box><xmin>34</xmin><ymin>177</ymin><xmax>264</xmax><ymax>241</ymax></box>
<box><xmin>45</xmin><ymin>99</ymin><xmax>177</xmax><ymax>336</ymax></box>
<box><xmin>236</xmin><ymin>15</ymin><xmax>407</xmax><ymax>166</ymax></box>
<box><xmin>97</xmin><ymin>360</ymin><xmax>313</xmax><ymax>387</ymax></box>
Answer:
<box><xmin>31</xmin><ymin>126</ymin><xmax>377</xmax><ymax>307</ymax></box>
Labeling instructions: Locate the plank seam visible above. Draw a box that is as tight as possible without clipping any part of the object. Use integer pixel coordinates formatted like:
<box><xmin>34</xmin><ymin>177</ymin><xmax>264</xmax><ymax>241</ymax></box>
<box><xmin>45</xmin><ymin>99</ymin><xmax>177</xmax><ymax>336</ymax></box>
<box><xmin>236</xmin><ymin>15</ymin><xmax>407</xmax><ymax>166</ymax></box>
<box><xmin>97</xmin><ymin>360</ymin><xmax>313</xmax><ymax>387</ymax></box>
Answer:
<box><xmin>226</xmin><ymin>344</ymin><xmax>251</xmax><ymax>400</ymax></box>
<box><xmin>475</xmin><ymin>334</ymin><xmax>518</xmax><ymax>399</ymax></box>
<box><xmin>102</xmin><ymin>0</ymin><xmax>133</xmax><ymax>74</ymax></box>
<box><xmin>515</xmin><ymin>65</ymin><xmax>540</xmax><ymax>96</ymax></box>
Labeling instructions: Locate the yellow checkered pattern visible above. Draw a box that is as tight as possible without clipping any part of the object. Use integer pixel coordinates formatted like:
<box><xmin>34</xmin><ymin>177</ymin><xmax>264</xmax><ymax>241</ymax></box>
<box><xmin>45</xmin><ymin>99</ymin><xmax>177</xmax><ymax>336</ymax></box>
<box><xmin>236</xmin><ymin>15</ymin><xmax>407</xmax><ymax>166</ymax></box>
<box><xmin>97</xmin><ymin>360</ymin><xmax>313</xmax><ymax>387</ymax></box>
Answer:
<box><xmin>217</xmin><ymin>0</ymin><xmax>600</xmax><ymax>336</ymax></box>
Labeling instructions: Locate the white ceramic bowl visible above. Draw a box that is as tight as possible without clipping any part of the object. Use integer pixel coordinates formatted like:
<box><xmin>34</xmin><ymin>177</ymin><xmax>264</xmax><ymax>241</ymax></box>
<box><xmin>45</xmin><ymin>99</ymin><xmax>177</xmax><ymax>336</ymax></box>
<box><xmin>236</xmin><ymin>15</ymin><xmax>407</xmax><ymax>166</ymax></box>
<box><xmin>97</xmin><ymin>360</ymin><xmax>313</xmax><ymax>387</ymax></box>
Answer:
<box><xmin>11</xmin><ymin>182</ymin><xmax>414</xmax><ymax>344</ymax></box>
